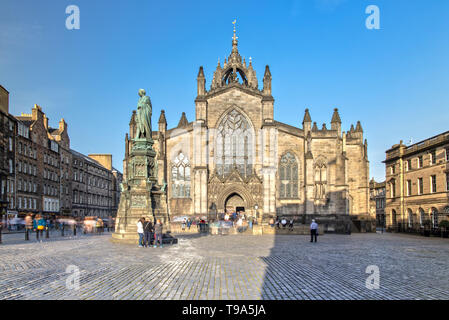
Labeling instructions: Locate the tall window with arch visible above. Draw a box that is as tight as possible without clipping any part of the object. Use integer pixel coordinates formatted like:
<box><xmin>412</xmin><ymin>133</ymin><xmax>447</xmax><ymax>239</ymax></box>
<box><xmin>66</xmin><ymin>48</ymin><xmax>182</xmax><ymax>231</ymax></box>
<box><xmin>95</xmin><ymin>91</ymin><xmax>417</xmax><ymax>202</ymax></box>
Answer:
<box><xmin>279</xmin><ymin>152</ymin><xmax>299</xmax><ymax>199</ymax></box>
<box><xmin>419</xmin><ymin>208</ymin><xmax>425</xmax><ymax>226</ymax></box>
<box><xmin>215</xmin><ymin>109</ymin><xmax>253</xmax><ymax>178</ymax></box>
<box><xmin>392</xmin><ymin>209</ymin><xmax>397</xmax><ymax>226</ymax></box>
<box><xmin>171</xmin><ymin>152</ymin><xmax>191</xmax><ymax>198</ymax></box>
<box><xmin>407</xmin><ymin>209</ymin><xmax>413</xmax><ymax>228</ymax></box>
<box><xmin>431</xmin><ymin>208</ymin><xmax>439</xmax><ymax>228</ymax></box>
<box><xmin>314</xmin><ymin>160</ymin><xmax>327</xmax><ymax>200</ymax></box>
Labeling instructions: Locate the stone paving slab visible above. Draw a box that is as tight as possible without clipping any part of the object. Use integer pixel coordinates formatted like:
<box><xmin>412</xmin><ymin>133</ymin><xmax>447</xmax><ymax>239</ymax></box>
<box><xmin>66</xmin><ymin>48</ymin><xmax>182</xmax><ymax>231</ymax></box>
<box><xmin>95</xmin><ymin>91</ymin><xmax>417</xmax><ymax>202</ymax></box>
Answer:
<box><xmin>0</xmin><ymin>233</ymin><xmax>448</xmax><ymax>300</ymax></box>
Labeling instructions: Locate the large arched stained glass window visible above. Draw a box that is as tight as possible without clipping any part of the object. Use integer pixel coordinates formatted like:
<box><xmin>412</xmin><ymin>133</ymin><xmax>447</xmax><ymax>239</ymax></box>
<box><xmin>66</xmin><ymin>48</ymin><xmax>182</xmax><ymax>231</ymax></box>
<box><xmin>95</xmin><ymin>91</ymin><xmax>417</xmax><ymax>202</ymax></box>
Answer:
<box><xmin>215</xmin><ymin>109</ymin><xmax>253</xmax><ymax>177</ymax></box>
<box><xmin>279</xmin><ymin>152</ymin><xmax>298</xmax><ymax>199</ymax></box>
<box><xmin>171</xmin><ymin>152</ymin><xmax>191</xmax><ymax>198</ymax></box>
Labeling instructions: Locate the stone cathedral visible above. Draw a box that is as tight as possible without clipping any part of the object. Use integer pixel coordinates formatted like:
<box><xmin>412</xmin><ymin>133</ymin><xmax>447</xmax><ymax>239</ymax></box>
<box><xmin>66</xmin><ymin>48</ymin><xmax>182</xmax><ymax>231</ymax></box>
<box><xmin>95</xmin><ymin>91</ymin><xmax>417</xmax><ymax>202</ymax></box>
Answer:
<box><xmin>123</xmin><ymin>27</ymin><xmax>370</xmax><ymax>232</ymax></box>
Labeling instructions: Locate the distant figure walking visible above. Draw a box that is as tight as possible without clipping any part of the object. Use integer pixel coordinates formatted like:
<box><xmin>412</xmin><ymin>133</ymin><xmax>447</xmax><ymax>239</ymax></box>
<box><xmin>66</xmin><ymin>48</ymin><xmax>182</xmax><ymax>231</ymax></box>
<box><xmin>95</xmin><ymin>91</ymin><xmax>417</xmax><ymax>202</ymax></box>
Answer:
<box><xmin>33</xmin><ymin>215</ymin><xmax>46</xmax><ymax>241</ymax></box>
<box><xmin>154</xmin><ymin>219</ymin><xmax>163</xmax><ymax>248</ymax></box>
<box><xmin>181</xmin><ymin>218</ymin><xmax>186</xmax><ymax>231</ymax></box>
<box><xmin>310</xmin><ymin>219</ymin><xmax>318</xmax><ymax>243</ymax></box>
<box><xmin>187</xmin><ymin>218</ymin><xmax>192</xmax><ymax>230</ymax></box>
<box><xmin>137</xmin><ymin>218</ymin><xmax>144</xmax><ymax>248</ymax></box>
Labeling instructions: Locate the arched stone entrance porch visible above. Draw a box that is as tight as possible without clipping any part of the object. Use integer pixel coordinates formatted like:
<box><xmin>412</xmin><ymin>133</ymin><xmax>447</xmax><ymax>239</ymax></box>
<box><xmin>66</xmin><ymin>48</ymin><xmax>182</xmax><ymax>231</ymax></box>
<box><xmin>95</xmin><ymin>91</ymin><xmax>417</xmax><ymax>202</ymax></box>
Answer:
<box><xmin>215</xmin><ymin>185</ymin><xmax>257</xmax><ymax>218</ymax></box>
<box><xmin>225</xmin><ymin>193</ymin><xmax>246</xmax><ymax>213</ymax></box>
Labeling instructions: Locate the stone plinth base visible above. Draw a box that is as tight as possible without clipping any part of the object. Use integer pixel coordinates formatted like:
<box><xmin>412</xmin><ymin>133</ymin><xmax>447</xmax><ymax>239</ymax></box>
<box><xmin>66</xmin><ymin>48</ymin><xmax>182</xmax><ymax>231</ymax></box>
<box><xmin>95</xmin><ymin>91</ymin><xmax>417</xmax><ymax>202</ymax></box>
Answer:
<box><xmin>111</xmin><ymin>232</ymin><xmax>140</xmax><ymax>244</ymax></box>
<box><xmin>111</xmin><ymin>232</ymin><xmax>178</xmax><ymax>245</ymax></box>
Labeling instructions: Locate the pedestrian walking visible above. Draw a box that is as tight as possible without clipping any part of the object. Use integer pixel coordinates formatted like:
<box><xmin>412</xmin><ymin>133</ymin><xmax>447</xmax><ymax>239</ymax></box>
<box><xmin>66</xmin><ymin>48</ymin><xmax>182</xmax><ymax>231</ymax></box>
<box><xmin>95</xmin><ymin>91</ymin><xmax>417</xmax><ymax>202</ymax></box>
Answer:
<box><xmin>289</xmin><ymin>218</ymin><xmax>294</xmax><ymax>231</ymax></box>
<box><xmin>154</xmin><ymin>219</ymin><xmax>163</xmax><ymax>248</ymax></box>
<box><xmin>25</xmin><ymin>214</ymin><xmax>33</xmax><ymax>240</ymax></box>
<box><xmin>310</xmin><ymin>219</ymin><xmax>318</xmax><ymax>243</ymax></box>
<box><xmin>33</xmin><ymin>215</ymin><xmax>46</xmax><ymax>241</ymax></box>
<box><xmin>143</xmin><ymin>218</ymin><xmax>153</xmax><ymax>247</ymax></box>
<box><xmin>137</xmin><ymin>218</ymin><xmax>145</xmax><ymax>248</ymax></box>
<box><xmin>187</xmin><ymin>218</ymin><xmax>192</xmax><ymax>230</ymax></box>
<box><xmin>181</xmin><ymin>218</ymin><xmax>186</xmax><ymax>231</ymax></box>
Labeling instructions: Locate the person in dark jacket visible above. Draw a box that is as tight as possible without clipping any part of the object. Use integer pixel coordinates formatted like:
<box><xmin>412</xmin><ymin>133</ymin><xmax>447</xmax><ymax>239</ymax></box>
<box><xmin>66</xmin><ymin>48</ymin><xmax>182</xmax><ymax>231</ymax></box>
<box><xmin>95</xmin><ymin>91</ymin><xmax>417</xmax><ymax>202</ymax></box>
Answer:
<box><xmin>153</xmin><ymin>219</ymin><xmax>163</xmax><ymax>248</ymax></box>
<box><xmin>143</xmin><ymin>218</ymin><xmax>154</xmax><ymax>247</ymax></box>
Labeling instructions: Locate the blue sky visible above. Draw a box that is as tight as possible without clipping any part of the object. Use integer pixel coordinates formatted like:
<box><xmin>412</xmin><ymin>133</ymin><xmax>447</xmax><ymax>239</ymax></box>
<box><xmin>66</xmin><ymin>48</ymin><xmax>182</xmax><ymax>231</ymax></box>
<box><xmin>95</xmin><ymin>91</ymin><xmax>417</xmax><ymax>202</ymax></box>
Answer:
<box><xmin>1</xmin><ymin>0</ymin><xmax>448</xmax><ymax>181</ymax></box>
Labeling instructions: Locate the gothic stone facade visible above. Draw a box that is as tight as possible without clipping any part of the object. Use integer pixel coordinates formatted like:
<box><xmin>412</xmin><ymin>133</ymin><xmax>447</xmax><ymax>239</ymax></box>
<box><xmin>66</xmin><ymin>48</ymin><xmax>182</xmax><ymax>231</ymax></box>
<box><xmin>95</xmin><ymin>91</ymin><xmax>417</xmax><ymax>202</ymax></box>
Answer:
<box><xmin>125</xmin><ymin>34</ymin><xmax>370</xmax><ymax>228</ymax></box>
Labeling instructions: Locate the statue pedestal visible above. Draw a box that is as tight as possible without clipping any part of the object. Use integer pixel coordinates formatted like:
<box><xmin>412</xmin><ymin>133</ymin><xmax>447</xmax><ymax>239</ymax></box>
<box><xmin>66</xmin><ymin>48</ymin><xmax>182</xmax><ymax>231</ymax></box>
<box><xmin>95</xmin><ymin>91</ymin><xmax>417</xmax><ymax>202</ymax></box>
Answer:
<box><xmin>112</xmin><ymin>139</ymin><xmax>171</xmax><ymax>244</ymax></box>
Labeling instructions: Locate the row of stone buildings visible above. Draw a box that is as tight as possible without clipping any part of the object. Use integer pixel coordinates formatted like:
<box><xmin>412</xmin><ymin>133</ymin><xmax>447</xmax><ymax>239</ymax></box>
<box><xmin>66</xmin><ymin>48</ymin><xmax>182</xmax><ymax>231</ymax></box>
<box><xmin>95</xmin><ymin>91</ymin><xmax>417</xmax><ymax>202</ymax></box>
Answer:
<box><xmin>370</xmin><ymin>131</ymin><xmax>449</xmax><ymax>231</ymax></box>
<box><xmin>0</xmin><ymin>85</ymin><xmax>122</xmax><ymax>220</ymax></box>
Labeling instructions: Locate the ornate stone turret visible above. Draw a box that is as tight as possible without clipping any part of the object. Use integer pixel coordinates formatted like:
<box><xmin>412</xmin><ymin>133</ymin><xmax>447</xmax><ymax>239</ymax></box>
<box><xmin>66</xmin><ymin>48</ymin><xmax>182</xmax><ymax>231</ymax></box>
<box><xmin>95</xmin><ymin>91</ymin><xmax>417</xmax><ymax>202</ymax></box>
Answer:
<box><xmin>331</xmin><ymin>108</ymin><xmax>341</xmax><ymax>135</ymax></box>
<box><xmin>125</xmin><ymin>133</ymin><xmax>129</xmax><ymax>158</ymax></box>
<box><xmin>197</xmin><ymin>66</ymin><xmax>206</xmax><ymax>96</ymax></box>
<box><xmin>211</xmin><ymin>59</ymin><xmax>223</xmax><ymax>89</ymax></box>
<box><xmin>246</xmin><ymin>57</ymin><xmax>258</xmax><ymax>89</ymax></box>
<box><xmin>158</xmin><ymin>110</ymin><xmax>167</xmax><ymax>137</ymax></box>
<box><xmin>352</xmin><ymin>120</ymin><xmax>364</xmax><ymax>141</ymax></box>
<box><xmin>302</xmin><ymin>108</ymin><xmax>312</xmax><ymax>133</ymax></box>
<box><xmin>177</xmin><ymin>112</ymin><xmax>188</xmax><ymax>128</ymax></box>
<box><xmin>158</xmin><ymin>109</ymin><xmax>167</xmax><ymax>127</ymax></box>
<box><xmin>129</xmin><ymin>111</ymin><xmax>136</xmax><ymax>140</ymax></box>
<box><xmin>263</xmin><ymin>65</ymin><xmax>272</xmax><ymax>96</ymax></box>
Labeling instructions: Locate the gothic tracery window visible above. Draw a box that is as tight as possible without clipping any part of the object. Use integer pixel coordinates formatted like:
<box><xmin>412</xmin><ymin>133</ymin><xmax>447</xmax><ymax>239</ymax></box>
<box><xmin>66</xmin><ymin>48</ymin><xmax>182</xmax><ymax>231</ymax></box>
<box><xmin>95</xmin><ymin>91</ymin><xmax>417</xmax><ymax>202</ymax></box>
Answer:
<box><xmin>314</xmin><ymin>160</ymin><xmax>327</xmax><ymax>200</ymax></box>
<box><xmin>279</xmin><ymin>152</ymin><xmax>298</xmax><ymax>199</ymax></box>
<box><xmin>215</xmin><ymin>109</ymin><xmax>253</xmax><ymax>177</ymax></box>
<box><xmin>171</xmin><ymin>152</ymin><xmax>191</xmax><ymax>198</ymax></box>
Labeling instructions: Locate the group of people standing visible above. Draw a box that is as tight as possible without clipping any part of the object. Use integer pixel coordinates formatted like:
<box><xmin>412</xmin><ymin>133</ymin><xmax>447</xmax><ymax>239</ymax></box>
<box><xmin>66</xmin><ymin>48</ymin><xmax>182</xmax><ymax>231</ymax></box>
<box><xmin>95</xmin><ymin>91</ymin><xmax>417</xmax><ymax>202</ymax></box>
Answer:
<box><xmin>270</xmin><ymin>217</ymin><xmax>295</xmax><ymax>230</ymax></box>
<box><xmin>136</xmin><ymin>217</ymin><xmax>164</xmax><ymax>248</ymax></box>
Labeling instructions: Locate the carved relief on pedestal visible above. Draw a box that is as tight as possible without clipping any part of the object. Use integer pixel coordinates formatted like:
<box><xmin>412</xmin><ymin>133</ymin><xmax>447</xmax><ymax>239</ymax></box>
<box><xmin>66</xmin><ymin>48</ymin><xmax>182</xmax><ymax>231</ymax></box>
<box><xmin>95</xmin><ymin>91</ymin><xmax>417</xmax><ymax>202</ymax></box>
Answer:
<box><xmin>132</xmin><ymin>160</ymin><xmax>146</xmax><ymax>178</ymax></box>
<box><xmin>131</xmin><ymin>194</ymin><xmax>147</xmax><ymax>208</ymax></box>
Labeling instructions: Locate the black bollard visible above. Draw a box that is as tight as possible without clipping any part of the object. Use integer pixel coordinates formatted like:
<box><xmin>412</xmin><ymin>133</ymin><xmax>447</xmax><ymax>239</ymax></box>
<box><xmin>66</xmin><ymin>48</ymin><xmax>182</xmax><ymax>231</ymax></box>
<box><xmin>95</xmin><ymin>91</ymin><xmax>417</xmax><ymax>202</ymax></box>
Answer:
<box><xmin>25</xmin><ymin>229</ymin><xmax>29</xmax><ymax>241</ymax></box>
<box><xmin>46</xmin><ymin>226</ymin><xmax>49</xmax><ymax>239</ymax></box>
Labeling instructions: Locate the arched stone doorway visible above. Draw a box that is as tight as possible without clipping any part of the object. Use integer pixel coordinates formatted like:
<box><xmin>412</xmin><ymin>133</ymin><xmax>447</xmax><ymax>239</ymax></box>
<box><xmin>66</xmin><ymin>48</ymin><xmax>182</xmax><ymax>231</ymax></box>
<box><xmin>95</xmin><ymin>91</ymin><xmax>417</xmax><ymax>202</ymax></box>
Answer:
<box><xmin>215</xmin><ymin>185</ymin><xmax>256</xmax><ymax>217</ymax></box>
<box><xmin>225</xmin><ymin>193</ymin><xmax>246</xmax><ymax>214</ymax></box>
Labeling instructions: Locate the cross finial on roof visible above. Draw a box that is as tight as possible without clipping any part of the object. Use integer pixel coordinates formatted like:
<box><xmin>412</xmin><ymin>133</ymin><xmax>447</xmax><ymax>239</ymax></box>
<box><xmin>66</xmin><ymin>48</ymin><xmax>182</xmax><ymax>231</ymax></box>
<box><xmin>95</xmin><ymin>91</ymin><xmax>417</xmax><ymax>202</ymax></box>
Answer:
<box><xmin>232</xmin><ymin>19</ymin><xmax>238</xmax><ymax>43</ymax></box>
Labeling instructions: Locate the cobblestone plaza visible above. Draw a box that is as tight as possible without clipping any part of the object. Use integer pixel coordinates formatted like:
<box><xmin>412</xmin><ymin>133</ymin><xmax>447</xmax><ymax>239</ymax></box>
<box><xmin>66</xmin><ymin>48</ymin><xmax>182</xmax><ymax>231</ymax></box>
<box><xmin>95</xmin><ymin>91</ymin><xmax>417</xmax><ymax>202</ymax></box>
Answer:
<box><xmin>0</xmin><ymin>232</ymin><xmax>448</xmax><ymax>300</ymax></box>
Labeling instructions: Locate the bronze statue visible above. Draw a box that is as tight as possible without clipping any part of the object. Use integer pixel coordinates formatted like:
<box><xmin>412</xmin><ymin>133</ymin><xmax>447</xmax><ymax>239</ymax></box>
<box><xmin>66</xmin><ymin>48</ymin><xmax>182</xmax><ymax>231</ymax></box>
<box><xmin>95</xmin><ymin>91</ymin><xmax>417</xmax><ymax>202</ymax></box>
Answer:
<box><xmin>135</xmin><ymin>89</ymin><xmax>152</xmax><ymax>140</ymax></box>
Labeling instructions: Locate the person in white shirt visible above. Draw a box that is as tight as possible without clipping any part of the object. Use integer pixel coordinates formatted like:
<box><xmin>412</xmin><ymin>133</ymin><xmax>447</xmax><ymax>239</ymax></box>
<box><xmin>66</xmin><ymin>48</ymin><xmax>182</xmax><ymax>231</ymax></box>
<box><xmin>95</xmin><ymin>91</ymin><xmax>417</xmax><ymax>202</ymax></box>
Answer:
<box><xmin>281</xmin><ymin>218</ymin><xmax>287</xmax><ymax>229</ymax></box>
<box><xmin>310</xmin><ymin>219</ymin><xmax>318</xmax><ymax>243</ymax></box>
<box><xmin>137</xmin><ymin>218</ymin><xmax>145</xmax><ymax>247</ymax></box>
